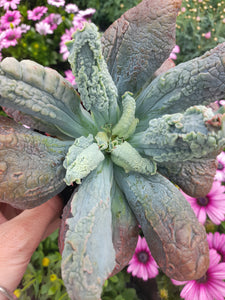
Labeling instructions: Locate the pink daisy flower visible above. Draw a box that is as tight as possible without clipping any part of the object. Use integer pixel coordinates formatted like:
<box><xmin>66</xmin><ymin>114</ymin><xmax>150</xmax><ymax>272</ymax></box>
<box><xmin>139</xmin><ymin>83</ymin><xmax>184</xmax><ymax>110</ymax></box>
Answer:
<box><xmin>35</xmin><ymin>22</ymin><xmax>53</xmax><ymax>35</ymax></box>
<box><xmin>19</xmin><ymin>24</ymin><xmax>30</xmax><ymax>33</ymax></box>
<box><xmin>0</xmin><ymin>0</ymin><xmax>20</xmax><ymax>10</ymax></box>
<box><xmin>169</xmin><ymin>44</ymin><xmax>180</xmax><ymax>60</ymax></box>
<box><xmin>215</xmin><ymin>151</ymin><xmax>225</xmax><ymax>182</ymax></box>
<box><xmin>127</xmin><ymin>236</ymin><xmax>159</xmax><ymax>281</ymax></box>
<box><xmin>172</xmin><ymin>249</ymin><xmax>225</xmax><ymax>300</ymax></box>
<box><xmin>65</xmin><ymin>3</ymin><xmax>79</xmax><ymax>14</ymax></box>
<box><xmin>204</xmin><ymin>31</ymin><xmax>211</xmax><ymax>39</ymax></box>
<box><xmin>60</xmin><ymin>27</ymin><xmax>76</xmax><ymax>60</ymax></box>
<box><xmin>27</xmin><ymin>6</ymin><xmax>48</xmax><ymax>21</ymax></box>
<box><xmin>42</xmin><ymin>13</ymin><xmax>62</xmax><ymax>31</ymax></box>
<box><xmin>64</xmin><ymin>70</ymin><xmax>76</xmax><ymax>86</ymax></box>
<box><xmin>77</xmin><ymin>8</ymin><xmax>96</xmax><ymax>19</ymax></box>
<box><xmin>1</xmin><ymin>10</ymin><xmax>21</xmax><ymax>28</ymax></box>
<box><xmin>0</xmin><ymin>27</ymin><xmax>22</xmax><ymax>48</ymax></box>
<box><xmin>207</xmin><ymin>232</ymin><xmax>225</xmax><ymax>262</ymax></box>
<box><xmin>181</xmin><ymin>181</ymin><xmax>225</xmax><ymax>225</ymax></box>
<box><xmin>72</xmin><ymin>15</ymin><xmax>86</xmax><ymax>30</ymax></box>
<box><xmin>47</xmin><ymin>0</ymin><xmax>65</xmax><ymax>7</ymax></box>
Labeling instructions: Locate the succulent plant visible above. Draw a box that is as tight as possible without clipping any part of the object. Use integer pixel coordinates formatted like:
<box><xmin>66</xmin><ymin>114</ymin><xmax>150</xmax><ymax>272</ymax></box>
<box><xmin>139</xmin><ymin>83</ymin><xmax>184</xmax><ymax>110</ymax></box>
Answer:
<box><xmin>1</xmin><ymin>0</ymin><xmax>225</xmax><ymax>299</ymax></box>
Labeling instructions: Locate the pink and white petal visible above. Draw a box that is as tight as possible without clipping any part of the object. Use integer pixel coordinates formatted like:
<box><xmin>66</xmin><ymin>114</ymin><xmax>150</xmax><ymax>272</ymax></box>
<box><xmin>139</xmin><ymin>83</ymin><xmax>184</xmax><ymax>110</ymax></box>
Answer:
<box><xmin>207</xmin><ymin>208</ymin><xmax>225</xmax><ymax>225</ymax></box>
<box><xmin>198</xmin><ymin>284</ymin><xmax>213</xmax><ymax>300</ymax></box>
<box><xmin>180</xmin><ymin>281</ymin><xmax>199</xmax><ymax>300</ymax></box>
<box><xmin>197</xmin><ymin>207</ymin><xmax>207</xmax><ymax>224</ymax></box>
<box><xmin>171</xmin><ymin>278</ymin><xmax>188</xmax><ymax>286</ymax></box>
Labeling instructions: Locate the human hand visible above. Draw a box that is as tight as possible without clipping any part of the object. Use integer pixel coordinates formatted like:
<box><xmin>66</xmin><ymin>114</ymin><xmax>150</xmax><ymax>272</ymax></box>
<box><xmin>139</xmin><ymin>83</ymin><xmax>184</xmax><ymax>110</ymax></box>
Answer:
<box><xmin>0</xmin><ymin>196</ymin><xmax>63</xmax><ymax>300</ymax></box>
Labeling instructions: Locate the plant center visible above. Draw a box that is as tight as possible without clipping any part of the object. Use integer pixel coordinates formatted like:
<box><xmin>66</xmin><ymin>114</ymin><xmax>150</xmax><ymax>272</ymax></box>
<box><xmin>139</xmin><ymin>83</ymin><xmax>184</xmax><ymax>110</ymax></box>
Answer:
<box><xmin>197</xmin><ymin>196</ymin><xmax>209</xmax><ymax>207</ymax></box>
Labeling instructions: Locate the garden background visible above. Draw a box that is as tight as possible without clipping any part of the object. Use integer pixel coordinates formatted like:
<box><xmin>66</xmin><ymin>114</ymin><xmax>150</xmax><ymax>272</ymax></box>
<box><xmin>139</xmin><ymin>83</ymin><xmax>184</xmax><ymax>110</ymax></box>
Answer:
<box><xmin>1</xmin><ymin>0</ymin><xmax>225</xmax><ymax>299</ymax></box>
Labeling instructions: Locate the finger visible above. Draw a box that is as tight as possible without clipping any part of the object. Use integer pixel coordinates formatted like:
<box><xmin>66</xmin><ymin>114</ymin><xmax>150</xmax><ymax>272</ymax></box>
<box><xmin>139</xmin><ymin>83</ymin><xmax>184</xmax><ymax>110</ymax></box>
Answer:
<box><xmin>0</xmin><ymin>195</ymin><xmax>63</xmax><ymax>294</ymax></box>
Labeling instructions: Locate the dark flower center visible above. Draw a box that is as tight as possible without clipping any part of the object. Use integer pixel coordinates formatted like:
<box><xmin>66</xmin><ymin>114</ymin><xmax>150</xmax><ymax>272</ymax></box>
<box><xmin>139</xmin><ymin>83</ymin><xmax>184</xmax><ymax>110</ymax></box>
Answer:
<box><xmin>197</xmin><ymin>196</ymin><xmax>209</xmax><ymax>206</ymax></box>
<box><xmin>137</xmin><ymin>251</ymin><xmax>149</xmax><ymax>264</ymax></box>
<box><xmin>217</xmin><ymin>162</ymin><xmax>224</xmax><ymax>170</ymax></box>
<box><xmin>197</xmin><ymin>273</ymin><xmax>208</xmax><ymax>283</ymax></box>
<box><xmin>7</xmin><ymin>16</ymin><xmax>15</xmax><ymax>22</ymax></box>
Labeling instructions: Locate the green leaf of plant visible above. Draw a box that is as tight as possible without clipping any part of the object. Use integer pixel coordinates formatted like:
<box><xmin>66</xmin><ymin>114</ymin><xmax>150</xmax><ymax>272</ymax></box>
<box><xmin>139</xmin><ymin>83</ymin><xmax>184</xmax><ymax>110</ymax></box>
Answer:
<box><xmin>67</xmin><ymin>23</ymin><xmax>119</xmax><ymax>127</ymax></box>
<box><xmin>130</xmin><ymin>106</ymin><xmax>225</xmax><ymax>163</ymax></box>
<box><xmin>135</xmin><ymin>42</ymin><xmax>225</xmax><ymax>132</ymax></box>
<box><xmin>3</xmin><ymin>107</ymin><xmax>72</xmax><ymax>140</ymax></box>
<box><xmin>157</xmin><ymin>158</ymin><xmax>217</xmax><ymax>198</ymax></box>
<box><xmin>0</xmin><ymin>57</ymin><xmax>96</xmax><ymax>138</ymax></box>
<box><xmin>61</xmin><ymin>159</ymin><xmax>116</xmax><ymax>300</ymax></box>
<box><xmin>101</xmin><ymin>0</ymin><xmax>182</xmax><ymax>97</ymax></box>
<box><xmin>115</xmin><ymin>167</ymin><xmax>209</xmax><ymax>281</ymax></box>
<box><xmin>0</xmin><ymin>116</ymin><xmax>71</xmax><ymax>209</ymax></box>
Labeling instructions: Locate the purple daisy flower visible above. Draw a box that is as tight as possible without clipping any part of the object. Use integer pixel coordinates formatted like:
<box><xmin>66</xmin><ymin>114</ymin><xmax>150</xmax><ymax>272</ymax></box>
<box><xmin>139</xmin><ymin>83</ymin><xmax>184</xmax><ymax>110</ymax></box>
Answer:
<box><xmin>215</xmin><ymin>151</ymin><xmax>225</xmax><ymax>182</ymax></box>
<box><xmin>42</xmin><ymin>13</ymin><xmax>62</xmax><ymax>30</ymax></box>
<box><xmin>0</xmin><ymin>0</ymin><xmax>20</xmax><ymax>10</ymax></box>
<box><xmin>72</xmin><ymin>15</ymin><xmax>86</xmax><ymax>30</ymax></box>
<box><xmin>1</xmin><ymin>10</ymin><xmax>21</xmax><ymax>28</ymax></box>
<box><xmin>35</xmin><ymin>22</ymin><xmax>53</xmax><ymax>35</ymax></box>
<box><xmin>27</xmin><ymin>6</ymin><xmax>48</xmax><ymax>21</ymax></box>
<box><xmin>169</xmin><ymin>44</ymin><xmax>180</xmax><ymax>60</ymax></box>
<box><xmin>65</xmin><ymin>3</ymin><xmax>79</xmax><ymax>14</ymax></box>
<box><xmin>127</xmin><ymin>236</ymin><xmax>159</xmax><ymax>281</ymax></box>
<box><xmin>60</xmin><ymin>27</ymin><xmax>76</xmax><ymax>60</ymax></box>
<box><xmin>64</xmin><ymin>70</ymin><xmax>76</xmax><ymax>86</ymax></box>
<box><xmin>0</xmin><ymin>27</ymin><xmax>22</xmax><ymax>48</ymax></box>
<box><xmin>47</xmin><ymin>0</ymin><xmax>65</xmax><ymax>7</ymax></box>
<box><xmin>172</xmin><ymin>249</ymin><xmax>225</xmax><ymax>300</ymax></box>
<box><xmin>19</xmin><ymin>24</ymin><xmax>31</xmax><ymax>33</ymax></box>
<box><xmin>77</xmin><ymin>8</ymin><xmax>96</xmax><ymax>19</ymax></box>
<box><xmin>207</xmin><ymin>232</ymin><xmax>225</xmax><ymax>262</ymax></box>
<box><xmin>181</xmin><ymin>181</ymin><xmax>225</xmax><ymax>225</ymax></box>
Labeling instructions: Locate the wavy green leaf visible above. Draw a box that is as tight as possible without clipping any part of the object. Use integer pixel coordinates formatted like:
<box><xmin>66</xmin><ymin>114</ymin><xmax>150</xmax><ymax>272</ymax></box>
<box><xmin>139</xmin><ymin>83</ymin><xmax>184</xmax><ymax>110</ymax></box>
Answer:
<box><xmin>157</xmin><ymin>158</ymin><xmax>217</xmax><ymax>198</ymax></box>
<box><xmin>130</xmin><ymin>106</ymin><xmax>225</xmax><ymax>163</ymax></box>
<box><xmin>61</xmin><ymin>159</ymin><xmax>116</xmax><ymax>300</ymax></box>
<box><xmin>101</xmin><ymin>0</ymin><xmax>182</xmax><ymax>97</ymax></box>
<box><xmin>0</xmin><ymin>117</ymin><xmax>71</xmax><ymax>209</ymax></box>
<box><xmin>115</xmin><ymin>167</ymin><xmax>209</xmax><ymax>281</ymax></box>
<box><xmin>135</xmin><ymin>42</ymin><xmax>225</xmax><ymax>132</ymax></box>
<box><xmin>0</xmin><ymin>57</ymin><xmax>96</xmax><ymax>138</ymax></box>
<box><xmin>67</xmin><ymin>23</ymin><xmax>119</xmax><ymax>127</ymax></box>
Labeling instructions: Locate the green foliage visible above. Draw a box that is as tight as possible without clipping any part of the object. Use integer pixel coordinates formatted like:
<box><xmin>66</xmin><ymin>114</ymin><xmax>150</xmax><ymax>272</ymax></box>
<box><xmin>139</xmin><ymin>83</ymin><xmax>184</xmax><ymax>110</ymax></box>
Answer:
<box><xmin>17</xmin><ymin>230</ymin><xmax>70</xmax><ymax>300</ymax></box>
<box><xmin>176</xmin><ymin>0</ymin><xmax>225</xmax><ymax>63</ymax></box>
<box><xmin>102</xmin><ymin>271</ymin><xmax>139</xmax><ymax>300</ymax></box>
<box><xmin>17</xmin><ymin>230</ymin><xmax>138</xmax><ymax>300</ymax></box>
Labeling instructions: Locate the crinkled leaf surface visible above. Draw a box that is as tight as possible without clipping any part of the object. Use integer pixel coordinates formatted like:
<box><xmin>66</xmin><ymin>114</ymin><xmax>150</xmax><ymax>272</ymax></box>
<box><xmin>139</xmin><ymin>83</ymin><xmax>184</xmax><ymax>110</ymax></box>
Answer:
<box><xmin>157</xmin><ymin>158</ymin><xmax>217</xmax><ymax>197</ymax></box>
<box><xmin>101</xmin><ymin>0</ymin><xmax>182</xmax><ymax>97</ymax></box>
<box><xmin>67</xmin><ymin>23</ymin><xmax>119</xmax><ymax>127</ymax></box>
<box><xmin>61</xmin><ymin>159</ymin><xmax>116</xmax><ymax>300</ymax></box>
<box><xmin>0</xmin><ymin>117</ymin><xmax>71</xmax><ymax>209</ymax></box>
<box><xmin>135</xmin><ymin>42</ymin><xmax>225</xmax><ymax>132</ymax></box>
<box><xmin>115</xmin><ymin>167</ymin><xmax>209</xmax><ymax>281</ymax></box>
<box><xmin>0</xmin><ymin>57</ymin><xmax>96</xmax><ymax>138</ymax></box>
<box><xmin>130</xmin><ymin>106</ymin><xmax>225</xmax><ymax>162</ymax></box>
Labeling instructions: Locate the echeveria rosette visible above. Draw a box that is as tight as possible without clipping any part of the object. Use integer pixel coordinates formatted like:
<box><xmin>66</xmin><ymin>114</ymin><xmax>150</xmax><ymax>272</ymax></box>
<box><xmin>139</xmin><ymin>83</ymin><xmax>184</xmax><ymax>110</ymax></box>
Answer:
<box><xmin>0</xmin><ymin>1</ymin><xmax>225</xmax><ymax>299</ymax></box>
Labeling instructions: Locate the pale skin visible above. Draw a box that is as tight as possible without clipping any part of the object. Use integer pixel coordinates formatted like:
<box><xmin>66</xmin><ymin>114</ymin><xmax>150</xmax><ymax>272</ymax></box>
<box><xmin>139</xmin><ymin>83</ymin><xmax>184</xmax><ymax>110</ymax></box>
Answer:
<box><xmin>0</xmin><ymin>196</ymin><xmax>63</xmax><ymax>300</ymax></box>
